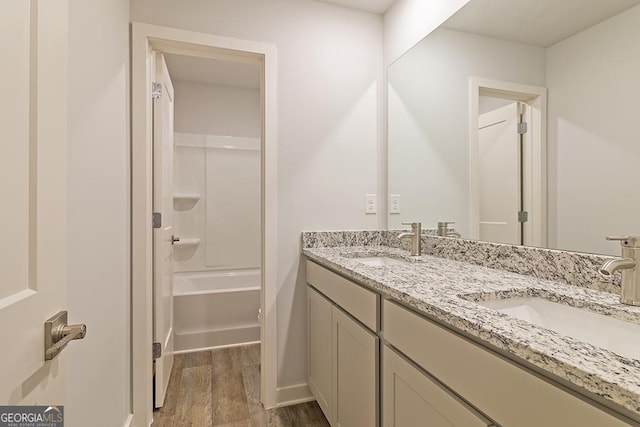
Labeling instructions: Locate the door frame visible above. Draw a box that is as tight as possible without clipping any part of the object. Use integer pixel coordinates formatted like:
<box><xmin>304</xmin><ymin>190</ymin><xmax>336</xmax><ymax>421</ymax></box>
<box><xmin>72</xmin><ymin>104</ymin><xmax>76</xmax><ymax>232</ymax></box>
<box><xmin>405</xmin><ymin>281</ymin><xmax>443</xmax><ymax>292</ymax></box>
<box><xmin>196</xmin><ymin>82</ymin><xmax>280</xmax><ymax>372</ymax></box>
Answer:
<box><xmin>468</xmin><ymin>77</ymin><xmax>547</xmax><ymax>247</ymax></box>
<box><xmin>131</xmin><ymin>22</ymin><xmax>278</xmax><ymax>426</ymax></box>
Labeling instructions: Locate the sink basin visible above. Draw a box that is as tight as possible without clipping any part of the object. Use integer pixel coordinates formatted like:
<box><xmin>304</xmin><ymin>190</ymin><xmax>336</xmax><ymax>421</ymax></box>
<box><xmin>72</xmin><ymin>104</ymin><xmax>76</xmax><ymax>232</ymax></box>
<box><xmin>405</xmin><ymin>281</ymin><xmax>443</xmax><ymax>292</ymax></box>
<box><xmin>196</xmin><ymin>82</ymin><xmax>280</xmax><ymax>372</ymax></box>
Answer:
<box><xmin>477</xmin><ymin>297</ymin><xmax>640</xmax><ymax>360</ymax></box>
<box><xmin>354</xmin><ymin>256</ymin><xmax>406</xmax><ymax>267</ymax></box>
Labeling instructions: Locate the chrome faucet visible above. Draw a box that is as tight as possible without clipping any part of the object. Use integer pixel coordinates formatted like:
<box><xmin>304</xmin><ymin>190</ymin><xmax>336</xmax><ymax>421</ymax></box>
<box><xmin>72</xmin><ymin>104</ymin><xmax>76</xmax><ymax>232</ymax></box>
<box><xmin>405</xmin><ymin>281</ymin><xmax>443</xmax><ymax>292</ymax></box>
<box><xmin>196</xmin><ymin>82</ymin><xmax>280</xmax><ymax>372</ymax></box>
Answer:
<box><xmin>437</xmin><ymin>221</ymin><xmax>461</xmax><ymax>238</ymax></box>
<box><xmin>398</xmin><ymin>222</ymin><xmax>421</xmax><ymax>256</ymax></box>
<box><xmin>599</xmin><ymin>236</ymin><xmax>640</xmax><ymax>305</ymax></box>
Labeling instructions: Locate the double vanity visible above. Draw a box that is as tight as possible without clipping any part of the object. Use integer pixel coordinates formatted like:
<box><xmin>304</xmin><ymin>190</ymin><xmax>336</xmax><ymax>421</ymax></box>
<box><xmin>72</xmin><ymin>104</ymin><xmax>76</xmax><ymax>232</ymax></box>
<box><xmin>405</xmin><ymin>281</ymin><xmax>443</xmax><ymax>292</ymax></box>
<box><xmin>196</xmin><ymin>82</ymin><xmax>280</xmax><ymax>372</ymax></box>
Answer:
<box><xmin>303</xmin><ymin>231</ymin><xmax>640</xmax><ymax>426</ymax></box>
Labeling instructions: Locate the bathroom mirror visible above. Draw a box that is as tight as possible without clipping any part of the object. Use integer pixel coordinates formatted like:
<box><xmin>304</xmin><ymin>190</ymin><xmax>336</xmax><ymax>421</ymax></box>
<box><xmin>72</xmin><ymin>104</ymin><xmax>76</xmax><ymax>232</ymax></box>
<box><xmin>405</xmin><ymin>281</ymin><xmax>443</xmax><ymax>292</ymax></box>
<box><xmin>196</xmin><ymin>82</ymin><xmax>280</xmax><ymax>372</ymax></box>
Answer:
<box><xmin>387</xmin><ymin>0</ymin><xmax>640</xmax><ymax>256</ymax></box>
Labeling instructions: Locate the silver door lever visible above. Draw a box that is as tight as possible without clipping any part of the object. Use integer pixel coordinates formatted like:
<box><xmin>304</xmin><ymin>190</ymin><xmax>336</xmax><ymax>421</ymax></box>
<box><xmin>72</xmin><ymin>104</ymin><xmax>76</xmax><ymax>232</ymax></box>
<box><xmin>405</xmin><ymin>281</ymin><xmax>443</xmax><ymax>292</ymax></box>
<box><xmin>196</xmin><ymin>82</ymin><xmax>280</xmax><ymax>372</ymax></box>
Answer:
<box><xmin>44</xmin><ymin>311</ymin><xmax>87</xmax><ymax>361</ymax></box>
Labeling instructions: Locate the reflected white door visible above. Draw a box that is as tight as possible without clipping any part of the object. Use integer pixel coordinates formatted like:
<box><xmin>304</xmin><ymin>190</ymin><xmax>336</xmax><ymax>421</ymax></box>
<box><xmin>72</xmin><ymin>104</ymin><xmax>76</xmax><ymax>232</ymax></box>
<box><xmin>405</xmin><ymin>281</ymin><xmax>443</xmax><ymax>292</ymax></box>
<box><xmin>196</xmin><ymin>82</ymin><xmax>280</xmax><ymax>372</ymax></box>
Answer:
<box><xmin>478</xmin><ymin>102</ymin><xmax>521</xmax><ymax>245</ymax></box>
<box><xmin>153</xmin><ymin>53</ymin><xmax>175</xmax><ymax>408</ymax></box>
<box><xmin>0</xmin><ymin>0</ymin><xmax>70</xmax><ymax>405</ymax></box>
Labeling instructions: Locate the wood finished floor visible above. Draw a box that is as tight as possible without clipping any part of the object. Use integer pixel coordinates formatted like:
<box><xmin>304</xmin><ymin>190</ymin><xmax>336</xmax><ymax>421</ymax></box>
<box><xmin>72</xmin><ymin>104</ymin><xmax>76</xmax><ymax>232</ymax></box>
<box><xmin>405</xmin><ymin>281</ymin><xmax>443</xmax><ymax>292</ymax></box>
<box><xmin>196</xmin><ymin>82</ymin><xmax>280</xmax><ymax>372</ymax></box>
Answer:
<box><xmin>152</xmin><ymin>344</ymin><xmax>330</xmax><ymax>427</ymax></box>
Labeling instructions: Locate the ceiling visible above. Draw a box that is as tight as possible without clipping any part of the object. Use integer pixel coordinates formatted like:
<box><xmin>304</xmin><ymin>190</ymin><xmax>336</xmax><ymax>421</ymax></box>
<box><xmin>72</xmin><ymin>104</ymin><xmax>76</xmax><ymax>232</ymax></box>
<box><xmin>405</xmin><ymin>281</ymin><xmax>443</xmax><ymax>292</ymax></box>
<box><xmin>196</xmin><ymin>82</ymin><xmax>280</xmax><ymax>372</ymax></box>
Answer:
<box><xmin>315</xmin><ymin>0</ymin><xmax>395</xmax><ymax>14</ymax></box>
<box><xmin>443</xmin><ymin>0</ymin><xmax>640</xmax><ymax>47</ymax></box>
<box><xmin>164</xmin><ymin>54</ymin><xmax>260</xmax><ymax>89</ymax></box>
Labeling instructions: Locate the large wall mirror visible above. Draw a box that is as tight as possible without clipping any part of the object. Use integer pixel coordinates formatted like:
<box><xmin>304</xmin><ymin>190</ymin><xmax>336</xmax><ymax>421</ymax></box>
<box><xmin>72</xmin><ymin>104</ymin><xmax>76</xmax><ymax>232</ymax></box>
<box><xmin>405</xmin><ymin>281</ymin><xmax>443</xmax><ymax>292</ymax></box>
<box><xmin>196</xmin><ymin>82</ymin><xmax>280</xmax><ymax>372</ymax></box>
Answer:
<box><xmin>388</xmin><ymin>0</ymin><xmax>640</xmax><ymax>256</ymax></box>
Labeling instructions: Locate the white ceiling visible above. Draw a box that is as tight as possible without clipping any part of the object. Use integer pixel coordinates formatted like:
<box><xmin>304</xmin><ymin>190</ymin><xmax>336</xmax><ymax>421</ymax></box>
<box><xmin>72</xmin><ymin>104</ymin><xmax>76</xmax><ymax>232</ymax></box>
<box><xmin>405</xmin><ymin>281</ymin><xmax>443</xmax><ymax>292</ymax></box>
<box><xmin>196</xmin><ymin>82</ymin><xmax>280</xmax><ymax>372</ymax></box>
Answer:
<box><xmin>163</xmin><ymin>54</ymin><xmax>260</xmax><ymax>89</ymax></box>
<box><xmin>443</xmin><ymin>0</ymin><xmax>640</xmax><ymax>47</ymax></box>
<box><xmin>315</xmin><ymin>0</ymin><xmax>395</xmax><ymax>14</ymax></box>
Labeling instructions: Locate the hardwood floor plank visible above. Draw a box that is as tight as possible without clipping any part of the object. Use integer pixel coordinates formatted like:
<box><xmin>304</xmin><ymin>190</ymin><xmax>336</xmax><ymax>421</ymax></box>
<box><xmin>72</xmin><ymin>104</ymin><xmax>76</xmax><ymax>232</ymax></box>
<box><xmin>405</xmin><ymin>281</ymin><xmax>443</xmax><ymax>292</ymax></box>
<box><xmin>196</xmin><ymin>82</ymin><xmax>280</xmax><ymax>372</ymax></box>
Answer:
<box><xmin>216</xmin><ymin>422</ymin><xmax>251</xmax><ymax>427</ymax></box>
<box><xmin>213</xmin><ymin>402</ymin><xmax>251</xmax><ymax>426</ymax></box>
<box><xmin>212</xmin><ymin>351</ymin><xmax>248</xmax><ymax>407</ymax></box>
<box><xmin>264</xmin><ymin>407</ymin><xmax>295</xmax><ymax>427</ymax></box>
<box><xmin>184</xmin><ymin>350</ymin><xmax>212</xmax><ymax>368</ymax></box>
<box><xmin>174</xmin><ymin>365</ymin><xmax>213</xmax><ymax>426</ymax></box>
<box><xmin>240</xmin><ymin>364</ymin><xmax>268</xmax><ymax>426</ymax></box>
<box><xmin>288</xmin><ymin>401</ymin><xmax>330</xmax><ymax>426</ymax></box>
<box><xmin>239</xmin><ymin>344</ymin><xmax>261</xmax><ymax>367</ymax></box>
<box><xmin>212</xmin><ymin>348</ymin><xmax>250</xmax><ymax>425</ymax></box>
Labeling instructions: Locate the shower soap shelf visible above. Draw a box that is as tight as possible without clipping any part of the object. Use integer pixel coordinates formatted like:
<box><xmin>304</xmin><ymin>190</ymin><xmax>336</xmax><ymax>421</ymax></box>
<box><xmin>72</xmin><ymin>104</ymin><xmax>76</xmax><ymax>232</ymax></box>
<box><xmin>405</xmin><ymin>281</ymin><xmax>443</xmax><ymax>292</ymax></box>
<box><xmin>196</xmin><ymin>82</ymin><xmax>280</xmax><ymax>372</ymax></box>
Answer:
<box><xmin>173</xmin><ymin>238</ymin><xmax>200</xmax><ymax>248</ymax></box>
<box><xmin>173</xmin><ymin>193</ymin><xmax>200</xmax><ymax>210</ymax></box>
<box><xmin>173</xmin><ymin>193</ymin><xmax>200</xmax><ymax>202</ymax></box>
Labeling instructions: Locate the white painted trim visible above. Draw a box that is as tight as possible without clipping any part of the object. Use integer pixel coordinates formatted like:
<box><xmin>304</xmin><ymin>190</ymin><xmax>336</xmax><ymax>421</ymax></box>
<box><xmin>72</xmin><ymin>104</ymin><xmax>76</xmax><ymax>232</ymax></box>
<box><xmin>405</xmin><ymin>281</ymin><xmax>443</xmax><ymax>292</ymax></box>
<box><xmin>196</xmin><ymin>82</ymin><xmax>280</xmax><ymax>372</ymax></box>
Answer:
<box><xmin>274</xmin><ymin>383</ymin><xmax>314</xmax><ymax>407</ymax></box>
<box><xmin>468</xmin><ymin>77</ymin><xmax>547</xmax><ymax>247</ymax></box>
<box><xmin>131</xmin><ymin>22</ymin><xmax>278</xmax><ymax>426</ymax></box>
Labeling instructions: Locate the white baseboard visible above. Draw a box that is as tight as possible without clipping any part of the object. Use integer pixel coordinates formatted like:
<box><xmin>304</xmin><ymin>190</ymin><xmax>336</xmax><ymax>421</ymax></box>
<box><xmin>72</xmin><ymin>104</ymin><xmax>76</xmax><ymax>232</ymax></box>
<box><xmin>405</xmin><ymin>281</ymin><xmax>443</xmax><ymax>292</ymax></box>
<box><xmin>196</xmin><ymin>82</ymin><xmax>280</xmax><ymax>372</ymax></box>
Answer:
<box><xmin>174</xmin><ymin>325</ymin><xmax>260</xmax><ymax>353</ymax></box>
<box><xmin>274</xmin><ymin>383</ymin><xmax>314</xmax><ymax>407</ymax></box>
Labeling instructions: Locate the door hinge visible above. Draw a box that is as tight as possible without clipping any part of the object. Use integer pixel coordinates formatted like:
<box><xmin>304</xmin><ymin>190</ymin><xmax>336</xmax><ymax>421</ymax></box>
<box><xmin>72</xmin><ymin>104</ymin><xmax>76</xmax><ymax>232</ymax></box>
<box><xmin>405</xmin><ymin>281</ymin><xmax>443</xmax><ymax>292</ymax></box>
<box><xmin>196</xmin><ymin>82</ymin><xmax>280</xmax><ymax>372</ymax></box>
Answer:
<box><xmin>518</xmin><ymin>122</ymin><xmax>528</xmax><ymax>135</ymax></box>
<box><xmin>153</xmin><ymin>342</ymin><xmax>162</xmax><ymax>359</ymax></box>
<box><xmin>152</xmin><ymin>82</ymin><xmax>162</xmax><ymax>99</ymax></box>
<box><xmin>152</xmin><ymin>212</ymin><xmax>162</xmax><ymax>229</ymax></box>
<box><xmin>518</xmin><ymin>211</ymin><xmax>529</xmax><ymax>223</ymax></box>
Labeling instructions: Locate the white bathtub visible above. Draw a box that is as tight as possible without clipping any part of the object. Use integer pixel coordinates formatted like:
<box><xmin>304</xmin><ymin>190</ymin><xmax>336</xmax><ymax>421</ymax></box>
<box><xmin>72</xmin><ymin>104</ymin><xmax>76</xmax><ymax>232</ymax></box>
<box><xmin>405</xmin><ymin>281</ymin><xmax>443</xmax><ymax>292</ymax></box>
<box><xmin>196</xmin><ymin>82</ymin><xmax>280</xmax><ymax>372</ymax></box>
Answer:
<box><xmin>173</xmin><ymin>269</ymin><xmax>261</xmax><ymax>353</ymax></box>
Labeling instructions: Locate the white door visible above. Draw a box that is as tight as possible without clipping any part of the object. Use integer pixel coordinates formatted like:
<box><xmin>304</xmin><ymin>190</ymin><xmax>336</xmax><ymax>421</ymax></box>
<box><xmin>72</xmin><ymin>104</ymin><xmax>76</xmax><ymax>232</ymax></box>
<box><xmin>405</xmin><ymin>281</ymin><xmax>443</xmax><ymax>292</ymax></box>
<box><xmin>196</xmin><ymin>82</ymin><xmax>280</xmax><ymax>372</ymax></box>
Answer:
<box><xmin>0</xmin><ymin>0</ymin><xmax>72</xmax><ymax>406</ymax></box>
<box><xmin>478</xmin><ymin>102</ymin><xmax>522</xmax><ymax>245</ymax></box>
<box><xmin>153</xmin><ymin>52</ymin><xmax>175</xmax><ymax>408</ymax></box>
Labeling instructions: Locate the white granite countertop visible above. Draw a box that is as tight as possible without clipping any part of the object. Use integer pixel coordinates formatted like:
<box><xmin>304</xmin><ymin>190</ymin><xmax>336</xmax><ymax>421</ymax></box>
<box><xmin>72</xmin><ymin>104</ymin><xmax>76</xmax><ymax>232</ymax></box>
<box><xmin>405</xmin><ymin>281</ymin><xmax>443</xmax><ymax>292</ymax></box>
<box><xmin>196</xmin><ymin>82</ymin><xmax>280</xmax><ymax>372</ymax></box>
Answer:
<box><xmin>303</xmin><ymin>245</ymin><xmax>640</xmax><ymax>419</ymax></box>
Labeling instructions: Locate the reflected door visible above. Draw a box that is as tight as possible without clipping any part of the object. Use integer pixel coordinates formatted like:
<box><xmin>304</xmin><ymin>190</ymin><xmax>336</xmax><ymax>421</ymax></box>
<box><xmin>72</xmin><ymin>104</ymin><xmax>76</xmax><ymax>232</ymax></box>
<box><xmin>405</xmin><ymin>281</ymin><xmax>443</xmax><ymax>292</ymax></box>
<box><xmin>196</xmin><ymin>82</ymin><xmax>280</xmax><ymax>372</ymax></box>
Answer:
<box><xmin>478</xmin><ymin>102</ymin><xmax>522</xmax><ymax>245</ymax></box>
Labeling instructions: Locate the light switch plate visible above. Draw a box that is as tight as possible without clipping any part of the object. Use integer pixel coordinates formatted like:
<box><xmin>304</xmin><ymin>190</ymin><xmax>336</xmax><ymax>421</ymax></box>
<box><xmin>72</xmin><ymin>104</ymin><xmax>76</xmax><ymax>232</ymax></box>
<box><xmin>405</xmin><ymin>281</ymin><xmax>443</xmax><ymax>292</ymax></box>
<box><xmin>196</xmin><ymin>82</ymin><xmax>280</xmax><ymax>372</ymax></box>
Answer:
<box><xmin>365</xmin><ymin>194</ymin><xmax>377</xmax><ymax>214</ymax></box>
<box><xmin>389</xmin><ymin>194</ymin><xmax>400</xmax><ymax>214</ymax></box>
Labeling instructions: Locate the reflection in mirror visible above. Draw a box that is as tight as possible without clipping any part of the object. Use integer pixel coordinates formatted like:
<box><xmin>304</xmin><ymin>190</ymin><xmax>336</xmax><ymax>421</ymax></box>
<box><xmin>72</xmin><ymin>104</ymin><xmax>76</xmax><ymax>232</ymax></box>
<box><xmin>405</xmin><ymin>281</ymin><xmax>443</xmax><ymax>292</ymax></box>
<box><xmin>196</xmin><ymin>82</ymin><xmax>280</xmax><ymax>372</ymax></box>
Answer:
<box><xmin>388</xmin><ymin>0</ymin><xmax>640</xmax><ymax>255</ymax></box>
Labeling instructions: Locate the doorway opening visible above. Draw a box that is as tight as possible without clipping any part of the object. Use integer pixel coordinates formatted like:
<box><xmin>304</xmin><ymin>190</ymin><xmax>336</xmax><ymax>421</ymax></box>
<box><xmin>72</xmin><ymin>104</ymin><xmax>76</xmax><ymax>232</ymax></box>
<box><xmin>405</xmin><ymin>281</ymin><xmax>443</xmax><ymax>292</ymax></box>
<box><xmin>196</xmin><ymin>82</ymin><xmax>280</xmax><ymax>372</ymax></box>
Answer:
<box><xmin>468</xmin><ymin>77</ymin><xmax>547</xmax><ymax>247</ymax></box>
<box><xmin>132</xmin><ymin>23</ymin><xmax>278</xmax><ymax>426</ymax></box>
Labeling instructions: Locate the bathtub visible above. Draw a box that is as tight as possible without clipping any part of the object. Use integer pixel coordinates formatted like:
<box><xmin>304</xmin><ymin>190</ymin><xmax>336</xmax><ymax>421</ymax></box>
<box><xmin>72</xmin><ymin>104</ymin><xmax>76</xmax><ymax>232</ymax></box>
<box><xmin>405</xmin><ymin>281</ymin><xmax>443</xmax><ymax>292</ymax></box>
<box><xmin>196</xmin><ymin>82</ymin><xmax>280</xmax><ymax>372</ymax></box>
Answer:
<box><xmin>173</xmin><ymin>269</ymin><xmax>261</xmax><ymax>353</ymax></box>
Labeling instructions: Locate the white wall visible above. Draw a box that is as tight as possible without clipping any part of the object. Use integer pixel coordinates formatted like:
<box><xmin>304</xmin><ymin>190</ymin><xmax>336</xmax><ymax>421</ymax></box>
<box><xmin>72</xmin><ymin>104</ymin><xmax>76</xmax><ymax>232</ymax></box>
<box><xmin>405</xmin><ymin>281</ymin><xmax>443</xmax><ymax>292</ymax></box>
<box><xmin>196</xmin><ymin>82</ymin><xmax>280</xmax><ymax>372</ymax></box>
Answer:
<box><xmin>546</xmin><ymin>5</ymin><xmax>640</xmax><ymax>255</ymax></box>
<box><xmin>383</xmin><ymin>0</ymin><xmax>470</xmax><ymax>66</ymax></box>
<box><xmin>131</xmin><ymin>0</ymin><xmax>383</xmax><ymax>393</ymax></box>
<box><xmin>173</xmin><ymin>81</ymin><xmax>260</xmax><ymax>136</ymax></box>
<box><xmin>67</xmin><ymin>0</ymin><xmax>130</xmax><ymax>426</ymax></box>
<box><xmin>388</xmin><ymin>27</ymin><xmax>545</xmax><ymax>236</ymax></box>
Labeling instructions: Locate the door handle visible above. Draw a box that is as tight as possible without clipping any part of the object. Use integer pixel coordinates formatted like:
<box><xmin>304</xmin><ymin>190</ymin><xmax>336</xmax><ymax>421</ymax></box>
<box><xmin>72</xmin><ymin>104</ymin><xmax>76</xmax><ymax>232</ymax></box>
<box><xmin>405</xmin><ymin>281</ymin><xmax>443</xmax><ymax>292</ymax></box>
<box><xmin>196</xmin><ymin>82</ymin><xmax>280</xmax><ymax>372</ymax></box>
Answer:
<box><xmin>44</xmin><ymin>311</ymin><xmax>87</xmax><ymax>361</ymax></box>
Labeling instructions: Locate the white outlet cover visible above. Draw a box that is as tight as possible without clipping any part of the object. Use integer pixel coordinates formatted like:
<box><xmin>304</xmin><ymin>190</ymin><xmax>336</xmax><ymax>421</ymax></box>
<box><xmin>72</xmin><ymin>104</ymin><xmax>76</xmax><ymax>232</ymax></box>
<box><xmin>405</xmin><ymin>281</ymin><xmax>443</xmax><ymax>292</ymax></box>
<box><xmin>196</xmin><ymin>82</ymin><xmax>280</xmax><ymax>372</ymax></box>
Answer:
<box><xmin>389</xmin><ymin>194</ymin><xmax>400</xmax><ymax>214</ymax></box>
<box><xmin>365</xmin><ymin>194</ymin><xmax>377</xmax><ymax>214</ymax></box>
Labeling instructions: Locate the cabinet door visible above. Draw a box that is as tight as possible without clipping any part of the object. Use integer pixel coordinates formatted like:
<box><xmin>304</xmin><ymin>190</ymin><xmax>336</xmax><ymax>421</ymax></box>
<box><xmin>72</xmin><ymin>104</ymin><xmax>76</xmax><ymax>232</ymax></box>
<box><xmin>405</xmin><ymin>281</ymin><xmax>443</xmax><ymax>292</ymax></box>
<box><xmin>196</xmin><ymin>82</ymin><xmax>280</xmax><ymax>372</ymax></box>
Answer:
<box><xmin>333</xmin><ymin>306</ymin><xmax>379</xmax><ymax>427</ymax></box>
<box><xmin>383</xmin><ymin>346</ymin><xmax>493</xmax><ymax>427</ymax></box>
<box><xmin>307</xmin><ymin>286</ymin><xmax>333</xmax><ymax>422</ymax></box>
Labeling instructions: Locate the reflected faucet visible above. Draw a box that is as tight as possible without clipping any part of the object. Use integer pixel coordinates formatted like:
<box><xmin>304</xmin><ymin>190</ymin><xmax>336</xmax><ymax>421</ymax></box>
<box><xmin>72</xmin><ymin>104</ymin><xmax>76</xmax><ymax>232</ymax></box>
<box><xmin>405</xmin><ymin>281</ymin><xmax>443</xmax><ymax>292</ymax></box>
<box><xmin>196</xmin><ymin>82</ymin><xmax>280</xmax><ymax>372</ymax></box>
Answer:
<box><xmin>437</xmin><ymin>222</ymin><xmax>461</xmax><ymax>238</ymax></box>
<box><xmin>398</xmin><ymin>222</ymin><xmax>421</xmax><ymax>256</ymax></box>
<box><xmin>599</xmin><ymin>236</ymin><xmax>640</xmax><ymax>305</ymax></box>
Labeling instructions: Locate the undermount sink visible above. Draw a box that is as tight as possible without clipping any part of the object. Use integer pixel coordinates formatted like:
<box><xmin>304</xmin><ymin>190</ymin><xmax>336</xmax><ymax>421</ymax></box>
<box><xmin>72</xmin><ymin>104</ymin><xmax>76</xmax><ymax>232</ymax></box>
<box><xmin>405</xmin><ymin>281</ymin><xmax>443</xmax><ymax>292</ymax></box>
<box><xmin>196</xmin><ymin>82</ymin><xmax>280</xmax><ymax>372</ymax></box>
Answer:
<box><xmin>353</xmin><ymin>256</ymin><xmax>407</xmax><ymax>267</ymax></box>
<box><xmin>477</xmin><ymin>297</ymin><xmax>640</xmax><ymax>360</ymax></box>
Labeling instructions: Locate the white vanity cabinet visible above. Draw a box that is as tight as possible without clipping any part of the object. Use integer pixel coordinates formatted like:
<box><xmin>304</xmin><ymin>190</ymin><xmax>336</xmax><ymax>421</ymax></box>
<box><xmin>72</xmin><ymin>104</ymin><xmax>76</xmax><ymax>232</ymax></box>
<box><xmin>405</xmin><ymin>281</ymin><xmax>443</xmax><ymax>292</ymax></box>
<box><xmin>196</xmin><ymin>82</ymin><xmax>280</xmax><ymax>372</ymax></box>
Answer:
<box><xmin>306</xmin><ymin>261</ymin><xmax>379</xmax><ymax>427</ymax></box>
<box><xmin>306</xmin><ymin>258</ymin><xmax>637</xmax><ymax>427</ymax></box>
<box><xmin>383</xmin><ymin>299</ymin><xmax>632</xmax><ymax>427</ymax></box>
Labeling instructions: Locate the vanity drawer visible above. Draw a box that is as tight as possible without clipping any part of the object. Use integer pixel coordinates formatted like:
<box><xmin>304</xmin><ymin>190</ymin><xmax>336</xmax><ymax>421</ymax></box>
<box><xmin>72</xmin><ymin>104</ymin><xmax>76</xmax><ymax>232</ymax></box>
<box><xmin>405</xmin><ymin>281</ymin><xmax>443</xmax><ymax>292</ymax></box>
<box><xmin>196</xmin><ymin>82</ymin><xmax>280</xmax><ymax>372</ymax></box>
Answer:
<box><xmin>383</xmin><ymin>299</ymin><xmax>630</xmax><ymax>427</ymax></box>
<box><xmin>306</xmin><ymin>260</ymin><xmax>378</xmax><ymax>331</ymax></box>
